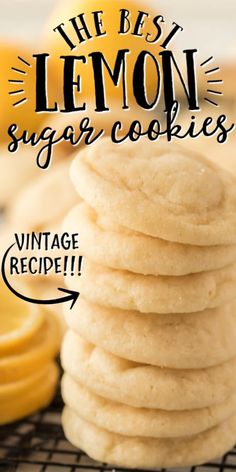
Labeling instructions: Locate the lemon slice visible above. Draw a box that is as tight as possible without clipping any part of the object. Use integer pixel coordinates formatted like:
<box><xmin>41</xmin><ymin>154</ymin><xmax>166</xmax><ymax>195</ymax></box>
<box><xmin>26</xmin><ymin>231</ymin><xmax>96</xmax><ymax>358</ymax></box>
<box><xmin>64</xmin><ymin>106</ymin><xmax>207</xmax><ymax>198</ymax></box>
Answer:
<box><xmin>0</xmin><ymin>280</ymin><xmax>44</xmax><ymax>355</ymax></box>
<box><xmin>0</xmin><ymin>310</ymin><xmax>61</xmax><ymax>384</ymax></box>
<box><xmin>0</xmin><ymin>362</ymin><xmax>59</xmax><ymax>425</ymax></box>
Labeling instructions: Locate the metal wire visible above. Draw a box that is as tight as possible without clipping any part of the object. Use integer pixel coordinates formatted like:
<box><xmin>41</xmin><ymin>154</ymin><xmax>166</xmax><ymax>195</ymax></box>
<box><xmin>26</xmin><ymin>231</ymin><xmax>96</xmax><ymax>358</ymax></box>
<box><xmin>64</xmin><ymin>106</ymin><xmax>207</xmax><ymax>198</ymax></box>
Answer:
<box><xmin>0</xmin><ymin>391</ymin><xmax>236</xmax><ymax>472</ymax></box>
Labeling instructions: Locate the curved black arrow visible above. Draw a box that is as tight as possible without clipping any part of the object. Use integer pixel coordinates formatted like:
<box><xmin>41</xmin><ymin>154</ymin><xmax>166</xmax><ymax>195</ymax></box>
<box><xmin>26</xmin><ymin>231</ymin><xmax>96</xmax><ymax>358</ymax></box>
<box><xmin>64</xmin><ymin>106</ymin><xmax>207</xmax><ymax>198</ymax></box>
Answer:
<box><xmin>1</xmin><ymin>243</ymin><xmax>79</xmax><ymax>309</ymax></box>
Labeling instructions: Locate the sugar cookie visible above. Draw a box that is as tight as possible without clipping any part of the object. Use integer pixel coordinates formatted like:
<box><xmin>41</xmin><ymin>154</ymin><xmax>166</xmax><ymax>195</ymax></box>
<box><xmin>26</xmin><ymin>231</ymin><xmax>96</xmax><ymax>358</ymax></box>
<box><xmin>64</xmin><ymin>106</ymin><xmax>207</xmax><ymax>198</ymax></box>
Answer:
<box><xmin>0</xmin><ymin>147</ymin><xmax>40</xmax><ymax>207</ymax></box>
<box><xmin>61</xmin><ymin>331</ymin><xmax>236</xmax><ymax>410</ymax></box>
<box><xmin>207</xmin><ymin>138</ymin><xmax>236</xmax><ymax>177</ymax></box>
<box><xmin>70</xmin><ymin>138</ymin><xmax>236</xmax><ymax>245</ymax></box>
<box><xmin>63</xmin><ymin>203</ymin><xmax>236</xmax><ymax>276</ymax></box>
<box><xmin>7</xmin><ymin>160</ymin><xmax>78</xmax><ymax>231</ymax></box>
<box><xmin>64</xmin><ymin>298</ymin><xmax>236</xmax><ymax>369</ymax></box>
<box><xmin>62</xmin><ymin>407</ymin><xmax>236</xmax><ymax>468</ymax></box>
<box><xmin>66</xmin><ymin>259</ymin><xmax>236</xmax><ymax>313</ymax></box>
<box><xmin>62</xmin><ymin>374</ymin><xmax>236</xmax><ymax>438</ymax></box>
<box><xmin>179</xmin><ymin>125</ymin><xmax>236</xmax><ymax>178</ymax></box>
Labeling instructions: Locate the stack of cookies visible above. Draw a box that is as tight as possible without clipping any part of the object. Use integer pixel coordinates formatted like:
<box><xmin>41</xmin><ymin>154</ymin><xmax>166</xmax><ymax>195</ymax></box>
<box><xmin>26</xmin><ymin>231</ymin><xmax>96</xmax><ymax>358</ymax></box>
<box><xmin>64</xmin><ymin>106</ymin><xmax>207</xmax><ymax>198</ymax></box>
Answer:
<box><xmin>61</xmin><ymin>138</ymin><xmax>236</xmax><ymax>469</ymax></box>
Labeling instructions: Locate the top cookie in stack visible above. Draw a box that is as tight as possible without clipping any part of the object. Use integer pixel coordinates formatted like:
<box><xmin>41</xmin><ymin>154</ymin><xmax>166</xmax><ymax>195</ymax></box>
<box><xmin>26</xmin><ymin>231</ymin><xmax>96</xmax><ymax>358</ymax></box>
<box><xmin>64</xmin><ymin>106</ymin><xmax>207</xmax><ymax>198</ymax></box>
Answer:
<box><xmin>70</xmin><ymin>139</ymin><xmax>236</xmax><ymax>246</ymax></box>
<box><xmin>62</xmin><ymin>138</ymin><xmax>236</xmax><ymax>469</ymax></box>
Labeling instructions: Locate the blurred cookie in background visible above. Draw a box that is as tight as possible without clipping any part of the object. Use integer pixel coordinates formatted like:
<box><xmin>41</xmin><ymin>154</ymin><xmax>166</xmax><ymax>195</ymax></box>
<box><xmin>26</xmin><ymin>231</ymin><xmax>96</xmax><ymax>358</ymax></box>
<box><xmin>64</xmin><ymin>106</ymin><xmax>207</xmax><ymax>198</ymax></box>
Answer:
<box><xmin>6</xmin><ymin>159</ymin><xmax>78</xmax><ymax>231</ymax></box>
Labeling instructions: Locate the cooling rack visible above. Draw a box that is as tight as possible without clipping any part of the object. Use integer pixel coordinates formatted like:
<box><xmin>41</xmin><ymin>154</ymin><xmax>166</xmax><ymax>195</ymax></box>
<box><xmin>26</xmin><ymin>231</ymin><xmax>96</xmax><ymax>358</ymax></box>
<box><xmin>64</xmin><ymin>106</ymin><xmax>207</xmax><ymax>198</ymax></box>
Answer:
<box><xmin>0</xmin><ymin>390</ymin><xmax>236</xmax><ymax>472</ymax></box>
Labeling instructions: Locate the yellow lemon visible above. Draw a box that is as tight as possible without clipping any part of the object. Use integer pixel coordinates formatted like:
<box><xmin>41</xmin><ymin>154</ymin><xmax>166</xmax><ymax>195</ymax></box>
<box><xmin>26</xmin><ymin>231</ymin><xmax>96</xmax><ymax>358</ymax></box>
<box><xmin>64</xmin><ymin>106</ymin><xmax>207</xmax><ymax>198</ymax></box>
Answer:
<box><xmin>0</xmin><ymin>280</ymin><xmax>44</xmax><ymax>356</ymax></box>
<box><xmin>0</xmin><ymin>362</ymin><xmax>59</xmax><ymax>425</ymax></box>
<box><xmin>0</xmin><ymin>42</ymin><xmax>45</xmax><ymax>142</ymax></box>
<box><xmin>0</xmin><ymin>311</ymin><xmax>61</xmax><ymax>384</ymax></box>
<box><xmin>43</xmin><ymin>0</ymin><xmax>162</xmax><ymax>108</ymax></box>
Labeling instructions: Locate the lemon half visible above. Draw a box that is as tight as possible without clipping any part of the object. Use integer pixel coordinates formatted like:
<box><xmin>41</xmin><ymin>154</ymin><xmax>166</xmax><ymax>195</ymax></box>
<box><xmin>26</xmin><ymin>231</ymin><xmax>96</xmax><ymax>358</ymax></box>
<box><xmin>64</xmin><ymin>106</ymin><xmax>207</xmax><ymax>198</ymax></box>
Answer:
<box><xmin>0</xmin><ymin>310</ymin><xmax>61</xmax><ymax>383</ymax></box>
<box><xmin>0</xmin><ymin>280</ymin><xmax>44</xmax><ymax>356</ymax></box>
<box><xmin>0</xmin><ymin>362</ymin><xmax>59</xmax><ymax>425</ymax></box>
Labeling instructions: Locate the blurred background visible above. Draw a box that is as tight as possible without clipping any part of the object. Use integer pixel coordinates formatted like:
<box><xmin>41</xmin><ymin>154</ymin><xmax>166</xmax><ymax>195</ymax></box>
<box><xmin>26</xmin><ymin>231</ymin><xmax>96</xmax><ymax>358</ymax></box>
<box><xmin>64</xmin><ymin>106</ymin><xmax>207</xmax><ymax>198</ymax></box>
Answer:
<box><xmin>0</xmin><ymin>0</ymin><xmax>235</xmax><ymax>61</ymax></box>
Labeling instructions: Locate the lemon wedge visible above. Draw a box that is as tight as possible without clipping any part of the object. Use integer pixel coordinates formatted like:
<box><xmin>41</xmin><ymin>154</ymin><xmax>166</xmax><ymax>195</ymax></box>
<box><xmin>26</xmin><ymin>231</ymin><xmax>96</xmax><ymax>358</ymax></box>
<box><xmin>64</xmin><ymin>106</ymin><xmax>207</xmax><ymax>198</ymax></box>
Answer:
<box><xmin>0</xmin><ymin>362</ymin><xmax>59</xmax><ymax>425</ymax></box>
<box><xmin>0</xmin><ymin>280</ymin><xmax>44</xmax><ymax>355</ymax></box>
<box><xmin>0</xmin><ymin>310</ymin><xmax>61</xmax><ymax>384</ymax></box>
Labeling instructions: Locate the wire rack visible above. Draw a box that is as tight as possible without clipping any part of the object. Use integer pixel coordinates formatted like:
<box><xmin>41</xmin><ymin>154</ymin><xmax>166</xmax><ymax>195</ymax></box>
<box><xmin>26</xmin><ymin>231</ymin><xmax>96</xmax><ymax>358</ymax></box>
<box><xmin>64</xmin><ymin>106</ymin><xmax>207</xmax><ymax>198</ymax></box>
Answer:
<box><xmin>0</xmin><ymin>389</ymin><xmax>236</xmax><ymax>472</ymax></box>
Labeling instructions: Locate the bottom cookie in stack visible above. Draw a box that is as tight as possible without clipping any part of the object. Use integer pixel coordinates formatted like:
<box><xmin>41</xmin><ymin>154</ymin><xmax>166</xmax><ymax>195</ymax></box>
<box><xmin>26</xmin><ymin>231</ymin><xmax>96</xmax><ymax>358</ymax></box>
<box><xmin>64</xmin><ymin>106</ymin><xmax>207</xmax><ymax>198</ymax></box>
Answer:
<box><xmin>62</xmin><ymin>374</ymin><xmax>236</xmax><ymax>439</ymax></box>
<box><xmin>62</xmin><ymin>407</ymin><xmax>236</xmax><ymax>469</ymax></box>
<box><xmin>61</xmin><ymin>330</ymin><xmax>236</xmax><ymax>468</ymax></box>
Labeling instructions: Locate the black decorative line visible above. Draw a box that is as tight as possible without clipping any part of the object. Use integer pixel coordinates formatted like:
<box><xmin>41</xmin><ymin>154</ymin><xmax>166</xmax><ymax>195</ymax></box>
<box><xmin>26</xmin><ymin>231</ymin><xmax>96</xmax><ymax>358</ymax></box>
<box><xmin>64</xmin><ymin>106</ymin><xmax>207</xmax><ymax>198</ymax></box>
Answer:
<box><xmin>205</xmin><ymin>67</ymin><xmax>220</xmax><ymax>75</ymax></box>
<box><xmin>207</xmin><ymin>79</ymin><xmax>223</xmax><ymax>84</ymax></box>
<box><xmin>200</xmin><ymin>56</ymin><xmax>213</xmax><ymax>67</ymax></box>
<box><xmin>18</xmin><ymin>56</ymin><xmax>31</xmax><ymax>67</ymax></box>
<box><xmin>11</xmin><ymin>67</ymin><xmax>26</xmax><ymax>75</ymax></box>
<box><xmin>204</xmin><ymin>97</ymin><xmax>219</xmax><ymax>107</ymax></box>
<box><xmin>207</xmin><ymin>89</ymin><xmax>223</xmax><ymax>95</ymax></box>
<box><xmin>13</xmin><ymin>97</ymin><xmax>27</xmax><ymax>107</ymax></box>
<box><xmin>8</xmin><ymin>79</ymin><xmax>24</xmax><ymax>84</ymax></box>
<box><xmin>9</xmin><ymin>89</ymin><xmax>24</xmax><ymax>95</ymax></box>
